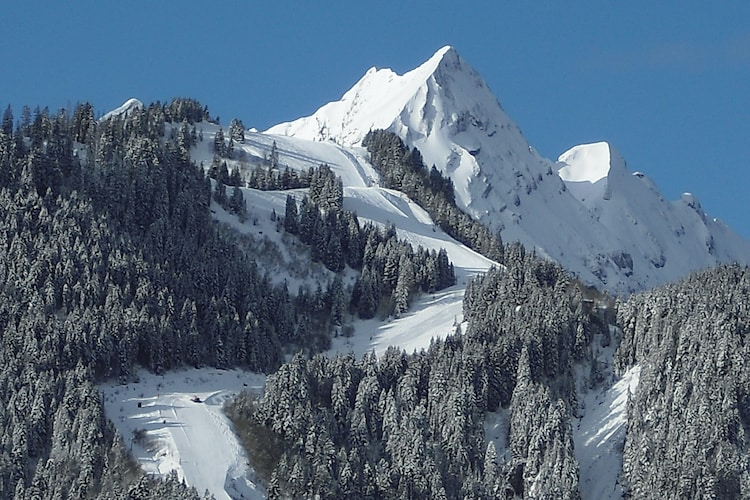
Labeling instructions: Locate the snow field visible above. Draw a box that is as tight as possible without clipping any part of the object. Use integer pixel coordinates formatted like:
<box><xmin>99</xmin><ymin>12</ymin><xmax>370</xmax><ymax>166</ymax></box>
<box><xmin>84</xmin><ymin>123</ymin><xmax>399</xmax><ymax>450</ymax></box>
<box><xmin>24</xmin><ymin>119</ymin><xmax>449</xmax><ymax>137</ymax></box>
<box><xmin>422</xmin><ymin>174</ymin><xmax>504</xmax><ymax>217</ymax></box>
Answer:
<box><xmin>329</xmin><ymin>284</ymin><xmax>468</xmax><ymax>358</ymax></box>
<box><xmin>574</xmin><ymin>365</ymin><xmax>640</xmax><ymax>499</ymax></box>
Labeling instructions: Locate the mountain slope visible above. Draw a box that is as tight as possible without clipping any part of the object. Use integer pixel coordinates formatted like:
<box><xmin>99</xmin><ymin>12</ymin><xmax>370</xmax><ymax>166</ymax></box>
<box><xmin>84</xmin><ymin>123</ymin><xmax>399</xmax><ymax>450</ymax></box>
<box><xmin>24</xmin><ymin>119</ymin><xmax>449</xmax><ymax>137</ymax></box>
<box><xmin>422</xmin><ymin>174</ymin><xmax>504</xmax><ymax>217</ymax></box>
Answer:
<box><xmin>268</xmin><ymin>46</ymin><xmax>750</xmax><ymax>294</ymax></box>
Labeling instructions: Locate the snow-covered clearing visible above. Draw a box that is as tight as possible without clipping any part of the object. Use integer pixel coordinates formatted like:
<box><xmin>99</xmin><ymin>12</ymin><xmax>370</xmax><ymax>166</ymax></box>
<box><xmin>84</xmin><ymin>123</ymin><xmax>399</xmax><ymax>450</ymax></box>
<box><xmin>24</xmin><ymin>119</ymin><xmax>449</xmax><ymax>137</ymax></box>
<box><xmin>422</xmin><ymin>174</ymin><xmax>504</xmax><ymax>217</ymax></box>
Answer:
<box><xmin>100</xmin><ymin>369</ymin><xmax>266</xmax><ymax>500</ymax></box>
<box><xmin>484</xmin><ymin>408</ymin><xmax>511</xmax><ymax>462</ymax></box>
<box><xmin>330</xmin><ymin>284</ymin><xmax>467</xmax><ymax>358</ymax></box>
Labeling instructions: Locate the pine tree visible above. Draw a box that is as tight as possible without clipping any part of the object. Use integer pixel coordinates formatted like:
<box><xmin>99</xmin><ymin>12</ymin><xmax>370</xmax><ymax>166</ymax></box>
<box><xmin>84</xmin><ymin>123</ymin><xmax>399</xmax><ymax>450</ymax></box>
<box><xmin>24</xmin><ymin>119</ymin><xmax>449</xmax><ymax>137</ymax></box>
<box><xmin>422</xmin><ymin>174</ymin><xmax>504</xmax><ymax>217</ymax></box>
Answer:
<box><xmin>213</xmin><ymin>127</ymin><xmax>226</xmax><ymax>156</ymax></box>
<box><xmin>228</xmin><ymin>118</ymin><xmax>245</xmax><ymax>143</ymax></box>
<box><xmin>268</xmin><ymin>140</ymin><xmax>279</xmax><ymax>169</ymax></box>
<box><xmin>329</xmin><ymin>275</ymin><xmax>346</xmax><ymax>326</ymax></box>
<box><xmin>393</xmin><ymin>254</ymin><xmax>415</xmax><ymax>317</ymax></box>
<box><xmin>325</xmin><ymin>230</ymin><xmax>344</xmax><ymax>272</ymax></box>
<box><xmin>229</xmin><ymin>185</ymin><xmax>247</xmax><ymax>220</ymax></box>
<box><xmin>226</xmin><ymin>138</ymin><xmax>234</xmax><ymax>159</ymax></box>
<box><xmin>229</xmin><ymin>165</ymin><xmax>242</xmax><ymax>187</ymax></box>
<box><xmin>2</xmin><ymin>104</ymin><xmax>14</xmax><ymax>135</ymax></box>
<box><xmin>284</xmin><ymin>195</ymin><xmax>299</xmax><ymax>234</ymax></box>
<box><xmin>356</xmin><ymin>270</ymin><xmax>378</xmax><ymax>319</ymax></box>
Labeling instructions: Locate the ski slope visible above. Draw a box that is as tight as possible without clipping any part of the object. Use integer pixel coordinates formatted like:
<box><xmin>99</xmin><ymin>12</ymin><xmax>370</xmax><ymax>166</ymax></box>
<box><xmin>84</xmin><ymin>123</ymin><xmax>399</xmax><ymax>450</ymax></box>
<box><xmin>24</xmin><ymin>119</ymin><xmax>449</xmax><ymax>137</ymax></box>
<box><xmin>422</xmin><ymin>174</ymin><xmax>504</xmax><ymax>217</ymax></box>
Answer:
<box><xmin>101</xmin><ymin>369</ymin><xmax>267</xmax><ymax>500</ymax></box>
<box><xmin>195</xmin><ymin>121</ymin><xmax>497</xmax><ymax>358</ymax></box>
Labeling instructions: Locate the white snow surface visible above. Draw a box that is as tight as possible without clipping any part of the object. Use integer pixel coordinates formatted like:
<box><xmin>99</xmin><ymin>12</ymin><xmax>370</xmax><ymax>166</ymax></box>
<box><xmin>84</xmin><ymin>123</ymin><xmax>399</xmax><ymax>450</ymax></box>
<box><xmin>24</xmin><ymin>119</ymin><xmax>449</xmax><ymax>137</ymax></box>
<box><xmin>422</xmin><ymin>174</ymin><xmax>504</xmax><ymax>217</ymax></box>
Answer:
<box><xmin>556</xmin><ymin>141</ymin><xmax>750</xmax><ymax>292</ymax></box>
<box><xmin>558</xmin><ymin>141</ymin><xmax>612</xmax><ymax>185</ymax></box>
<box><xmin>101</xmin><ymin>368</ymin><xmax>267</xmax><ymax>500</ymax></box>
<box><xmin>267</xmin><ymin>46</ymin><xmax>750</xmax><ymax>295</ymax></box>
<box><xmin>100</xmin><ymin>98</ymin><xmax>143</xmax><ymax>121</ymax></box>
<box><xmin>190</xmin><ymin>122</ymin><xmax>378</xmax><ymax>190</ymax></box>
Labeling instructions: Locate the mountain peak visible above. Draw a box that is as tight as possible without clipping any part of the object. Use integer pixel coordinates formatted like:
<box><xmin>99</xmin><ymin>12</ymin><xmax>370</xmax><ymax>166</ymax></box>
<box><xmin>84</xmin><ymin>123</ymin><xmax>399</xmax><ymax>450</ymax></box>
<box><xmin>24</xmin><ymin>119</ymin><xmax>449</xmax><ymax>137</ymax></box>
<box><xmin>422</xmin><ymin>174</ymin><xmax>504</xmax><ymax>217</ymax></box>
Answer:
<box><xmin>265</xmin><ymin>45</ymin><xmax>488</xmax><ymax>147</ymax></box>
<box><xmin>425</xmin><ymin>45</ymin><xmax>460</xmax><ymax>69</ymax></box>
<box><xmin>265</xmin><ymin>48</ymin><xmax>750</xmax><ymax>294</ymax></box>
<box><xmin>435</xmin><ymin>44</ymin><xmax>457</xmax><ymax>58</ymax></box>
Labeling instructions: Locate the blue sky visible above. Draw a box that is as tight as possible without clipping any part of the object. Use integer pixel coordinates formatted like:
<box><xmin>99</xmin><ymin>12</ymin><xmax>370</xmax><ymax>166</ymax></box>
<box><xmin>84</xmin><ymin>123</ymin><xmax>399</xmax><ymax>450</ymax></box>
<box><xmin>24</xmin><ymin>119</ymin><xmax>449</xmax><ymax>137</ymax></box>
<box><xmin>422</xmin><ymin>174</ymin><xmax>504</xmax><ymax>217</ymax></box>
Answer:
<box><xmin>2</xmin><ymin>2</ymin><xmax>749</xmax><ymax>238</ymax></box>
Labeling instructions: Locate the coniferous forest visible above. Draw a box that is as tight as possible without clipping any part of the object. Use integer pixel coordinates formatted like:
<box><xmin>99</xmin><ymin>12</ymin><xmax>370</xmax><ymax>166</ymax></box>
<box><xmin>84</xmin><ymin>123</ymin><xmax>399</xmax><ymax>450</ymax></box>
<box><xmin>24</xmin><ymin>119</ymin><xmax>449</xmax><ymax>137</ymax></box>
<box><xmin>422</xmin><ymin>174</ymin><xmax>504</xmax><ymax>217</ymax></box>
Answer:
<box><xmin>0</xmin><ymin>99</ymin><xmax>749</xmax><ymax>499</ymax></box>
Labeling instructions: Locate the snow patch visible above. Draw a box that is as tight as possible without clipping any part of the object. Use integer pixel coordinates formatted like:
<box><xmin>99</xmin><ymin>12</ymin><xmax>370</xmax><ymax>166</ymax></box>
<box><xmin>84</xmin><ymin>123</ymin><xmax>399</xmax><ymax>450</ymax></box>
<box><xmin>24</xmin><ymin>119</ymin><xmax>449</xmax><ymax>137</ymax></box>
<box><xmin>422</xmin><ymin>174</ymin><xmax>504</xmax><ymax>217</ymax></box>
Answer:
<box><xmin>557</xmin><ymin>142</ymin><xmax>612</xmax><ymax>184</ymax></box>
<box><xmin>101</xmin><ymin>98</ymin><xmax>143</xmax><ymax>121</ymax></box>
<box><xmin>484</xmin><ymin>408</ymin><xmax>511</xmax><ymax>463</ymax></box>
<box><xmin>329</xmin><ymin>285</ymin><xmax>468</xmax><ymax>358</ymax></box>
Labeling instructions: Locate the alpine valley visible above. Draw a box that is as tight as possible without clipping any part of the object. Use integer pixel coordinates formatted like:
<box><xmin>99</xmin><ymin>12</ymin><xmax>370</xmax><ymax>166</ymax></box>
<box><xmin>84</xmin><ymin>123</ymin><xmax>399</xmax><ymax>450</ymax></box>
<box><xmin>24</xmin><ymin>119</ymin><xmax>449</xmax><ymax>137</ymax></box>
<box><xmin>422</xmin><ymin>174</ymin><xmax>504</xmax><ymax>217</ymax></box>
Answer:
<box><xmin>1</xmin><ymin>46</ymin><xmax>749</xmax><ymax>500</ymax></box>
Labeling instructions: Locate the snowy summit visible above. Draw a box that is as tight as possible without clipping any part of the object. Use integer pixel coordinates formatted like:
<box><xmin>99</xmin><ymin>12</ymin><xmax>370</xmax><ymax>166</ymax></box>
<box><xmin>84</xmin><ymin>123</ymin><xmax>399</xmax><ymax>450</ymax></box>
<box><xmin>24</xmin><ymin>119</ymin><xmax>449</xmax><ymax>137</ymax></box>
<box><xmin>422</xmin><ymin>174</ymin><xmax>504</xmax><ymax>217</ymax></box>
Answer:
<box><xmin>269</xmin><ymin>46</ymin><xmax>750</xmax><ymax>294</ymax></box>
<box><xmin>100</xmin><ymin>98</ymin><xmax>143</xmax><ymax>121</ymax></box>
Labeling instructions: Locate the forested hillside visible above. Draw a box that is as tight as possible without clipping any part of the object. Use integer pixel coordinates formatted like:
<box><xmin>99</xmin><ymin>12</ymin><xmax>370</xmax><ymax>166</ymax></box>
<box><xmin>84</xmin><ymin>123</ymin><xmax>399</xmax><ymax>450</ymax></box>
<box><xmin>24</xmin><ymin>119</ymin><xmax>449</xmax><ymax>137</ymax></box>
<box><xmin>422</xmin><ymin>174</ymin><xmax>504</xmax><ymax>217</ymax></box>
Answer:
<box><xmin>230</xmin><ymin>245</ymin><xmax>606</xmax><ymax>499</ymax></box>
<box><xmin>0</xmin><ymin>100</ymin><xmax>460</xmax><ymax>498</ymax></box>
<box><xmin>615</xmin><ymin>265</ymin><xmax>750</xmax><ymax>498</ymax></box>
<box><xmin>0</xmin><ymin>100</ymin><xmax>345</xmax><ymax>498</ymax></box>
<box><xmin>1</xmin><ymin>99</ymin><xmax>749</xmax><ymax>499</ymax></box>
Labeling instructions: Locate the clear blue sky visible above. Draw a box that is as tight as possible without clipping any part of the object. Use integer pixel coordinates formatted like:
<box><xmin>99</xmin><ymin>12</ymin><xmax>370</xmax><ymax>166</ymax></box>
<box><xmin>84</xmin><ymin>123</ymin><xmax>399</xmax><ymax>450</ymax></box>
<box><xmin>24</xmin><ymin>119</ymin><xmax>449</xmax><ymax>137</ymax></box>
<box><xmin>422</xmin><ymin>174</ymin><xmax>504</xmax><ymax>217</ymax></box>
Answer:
<box><xmin>2</xmin><ymin>2</ymin><xmax>749</xmax><ymax>239</ymax></box>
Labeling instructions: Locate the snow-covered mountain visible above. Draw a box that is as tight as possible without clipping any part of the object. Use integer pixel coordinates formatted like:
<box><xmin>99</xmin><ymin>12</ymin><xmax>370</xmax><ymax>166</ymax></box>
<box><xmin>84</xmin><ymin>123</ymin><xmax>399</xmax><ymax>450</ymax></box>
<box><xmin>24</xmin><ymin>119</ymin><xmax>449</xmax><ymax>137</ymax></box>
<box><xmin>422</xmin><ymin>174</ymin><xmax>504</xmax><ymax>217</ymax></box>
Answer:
<box><xmin>99</xmin><ymin>120</ymin><xmax>498</xmax><ymax>499</ymax></box>
<box><xmin>268</xmin><ymin>46</ymin><xmax>750</xmax><ymax>294</ymax></box>
<box><xmin>98</xmin><ymin>48</ymin><xmax>750</xmax><ymax>494</ymax></box>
